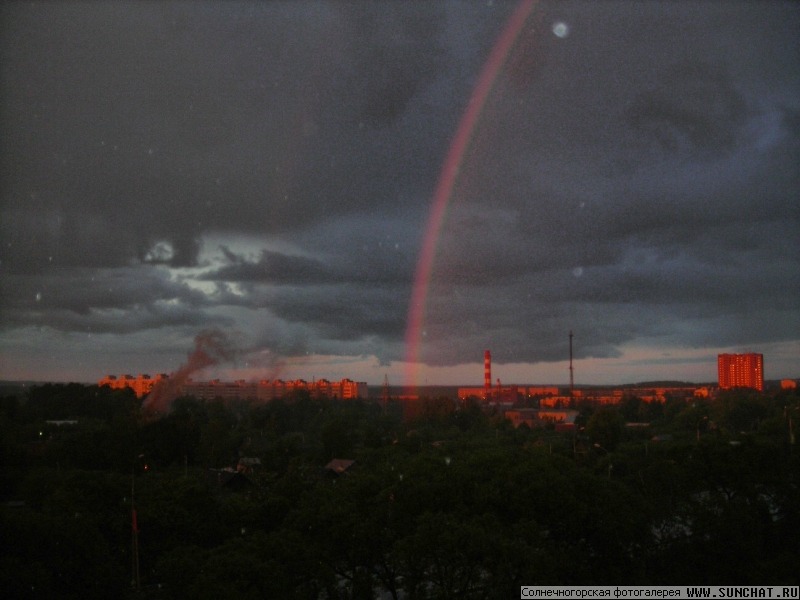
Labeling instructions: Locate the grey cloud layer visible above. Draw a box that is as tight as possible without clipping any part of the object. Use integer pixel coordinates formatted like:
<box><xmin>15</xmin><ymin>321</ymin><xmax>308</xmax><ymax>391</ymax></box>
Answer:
<box><xmin>1</xmin><ymin>1</ymin><xmax>798</xmax><ymax>378</ymax></box>
<box><xmin>419</xmin><ymin>1</ymin><xmax>799</xmax><ymax>366</ymax></box>
<box><xmin>1</xmin><ymin>2</ymin><xmax>476</xmax><ymax>272</ymax></box>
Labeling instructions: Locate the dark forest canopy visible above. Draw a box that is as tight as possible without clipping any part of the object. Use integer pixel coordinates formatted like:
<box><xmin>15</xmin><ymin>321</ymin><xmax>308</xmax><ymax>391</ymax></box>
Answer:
<box><xmin>1</xmin><ymin>384</ymin><xmax>798</xmax><ymax>598</ymax></box>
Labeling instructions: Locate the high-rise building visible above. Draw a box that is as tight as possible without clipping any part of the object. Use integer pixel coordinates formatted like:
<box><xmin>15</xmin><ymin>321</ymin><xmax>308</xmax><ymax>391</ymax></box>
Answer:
<box><xmin>718</xmin><ymin>353</ymin><xmax>764</xmax><ymax>391</ymax></box>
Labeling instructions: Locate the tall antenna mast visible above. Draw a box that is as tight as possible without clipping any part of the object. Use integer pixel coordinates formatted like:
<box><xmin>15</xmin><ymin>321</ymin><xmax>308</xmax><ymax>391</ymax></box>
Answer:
<box><xmin>569</xmin><ymin>331</ymin><xmax>574</xmax><ymax>398</ymax></box>
<box><xmin>382</xmin><ymin>373</ymin><xmax>389</xmax><ymax>414</ymax></box>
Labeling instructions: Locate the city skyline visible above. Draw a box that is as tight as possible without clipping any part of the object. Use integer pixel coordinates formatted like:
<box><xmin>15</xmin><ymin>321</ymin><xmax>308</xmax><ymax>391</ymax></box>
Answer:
<box><xmin>1</xmin><ymin>2</ymin><xmax>798</xmax><ymax>386</ymax></box>
<box><xmin>18</xmin><ymin>346</ymin><xmax>794</xmax><ymax>389</ymax></box>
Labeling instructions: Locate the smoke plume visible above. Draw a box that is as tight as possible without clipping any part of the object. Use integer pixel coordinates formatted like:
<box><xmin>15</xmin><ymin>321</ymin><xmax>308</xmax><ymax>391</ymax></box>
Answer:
<box><xmin>142</xmin><ymin>329</ymin><xmax>235</xmax><ymax>415</ymax></box>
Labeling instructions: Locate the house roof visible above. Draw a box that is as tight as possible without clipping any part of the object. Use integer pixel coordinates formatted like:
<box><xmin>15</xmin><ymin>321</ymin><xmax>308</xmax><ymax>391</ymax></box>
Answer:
<box><xmin>207</xmin><ymin>468</ymin><xmax>255</xmax><ymax>491</ymax></box>
<box><xmin>324</xmin><ymin>458</ymin><xmax>355</xmax><ymax>475</ymax></box>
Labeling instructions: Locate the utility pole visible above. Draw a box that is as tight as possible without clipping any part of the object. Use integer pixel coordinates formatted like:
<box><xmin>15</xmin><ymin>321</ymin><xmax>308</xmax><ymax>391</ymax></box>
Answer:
<box><xmin>131</xmin><ymin>470</ymin><xmax>141</xmax><ymax>592</ymax></box>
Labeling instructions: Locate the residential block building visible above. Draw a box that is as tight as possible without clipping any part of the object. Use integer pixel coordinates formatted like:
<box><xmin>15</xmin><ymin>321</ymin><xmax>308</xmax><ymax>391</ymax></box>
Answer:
<box><xmin>98</xmin><ymin>373</ymin><xmax>168</xmax><ymax>398</ymax></box>
<box><xmin>718</xmin><ymin>353</ymin><xmax>764</xmax><ymax>391</ymax></box>
<box><xmin>99</xmin><ymin>374</ymin><xmax>368</xmax><ymax>400</ymax></box>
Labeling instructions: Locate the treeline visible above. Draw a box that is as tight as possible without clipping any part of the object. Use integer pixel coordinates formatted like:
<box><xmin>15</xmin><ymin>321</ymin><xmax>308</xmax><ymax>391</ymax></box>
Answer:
<box><xmin>0</xmin><ymin>384</ymin><xmax>798</xmax><ymax>598</ymax></box>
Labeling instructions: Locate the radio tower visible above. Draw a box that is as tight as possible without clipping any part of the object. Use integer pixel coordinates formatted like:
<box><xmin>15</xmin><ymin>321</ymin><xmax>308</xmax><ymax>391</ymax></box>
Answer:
<box><xmin>569</xmin><ymin>331</ymin><xmax>574</xmax><ymax>398</ymax></box>
<box><xmin>382</xmin><ymin>374</ymin><xmax>389</xmax><ymax>414</ymax></box>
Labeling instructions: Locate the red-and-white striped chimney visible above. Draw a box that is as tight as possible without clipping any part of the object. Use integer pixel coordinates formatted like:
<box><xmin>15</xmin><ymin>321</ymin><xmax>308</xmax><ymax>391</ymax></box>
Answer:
<box><xmin>484</xmin><ymin>350</ymin><xmax>491</xmax><ymax>399</ymax></box>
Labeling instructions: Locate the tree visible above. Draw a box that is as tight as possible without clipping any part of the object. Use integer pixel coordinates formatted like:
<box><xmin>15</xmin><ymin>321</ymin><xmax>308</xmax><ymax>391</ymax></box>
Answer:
<box><xmin>586</xmin><ymin>406</ymin><xmax>624</xmax><ymax>450</ymax></box>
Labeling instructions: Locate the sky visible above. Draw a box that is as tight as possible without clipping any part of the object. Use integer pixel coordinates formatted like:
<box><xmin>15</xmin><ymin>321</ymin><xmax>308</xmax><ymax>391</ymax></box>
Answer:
<box><xmin>1</xmin><ymin>1</ymin><xmax>798</xmax><ymax>388</ymax></box>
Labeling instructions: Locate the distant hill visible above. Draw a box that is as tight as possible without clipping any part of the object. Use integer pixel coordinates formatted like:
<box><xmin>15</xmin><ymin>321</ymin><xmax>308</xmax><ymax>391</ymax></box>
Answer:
<box><xmin>371</xmin><ymin>385</ymin><xmax>461</xmax><ymax>398</ymax></box>
<box><xmin>629</xmin><ymin>381</ymin><xmax>705</xmax><ymax>388</ymax></box>
<box><xmin>0</xmin><ymin>381</ymin><xmax>43</xmax><ymax>398</ymax></box>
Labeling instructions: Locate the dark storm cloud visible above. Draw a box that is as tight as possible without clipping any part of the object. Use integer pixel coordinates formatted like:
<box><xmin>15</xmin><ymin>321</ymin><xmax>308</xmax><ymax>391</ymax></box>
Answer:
<box><xmin>0</xmin><ymin>1</ymin><xmax>474</xmax><ymax>271</ymax></box>
<box><xmin>417</xmin><ymin>0</ymin><xmax>800</xmax><ymax>368</ymax></box>
<box><xmin>1</xmin><ymin>1</ymin><xmax>798</xmax><ymax>382</ymax></box>
<box><xmin>267</xmin><ymin>285</ymin><xmax>408</xmax><ymax>341</ymax></box>
<box><xmin>203</xmin><ymin>230</ymin><xmax>416</xmax><ymax>287</ymax></box>
<box><xmin>6</xmin><ymin>302</ymin><xmax>226</xmax><ymax>336</ymax></box>
<box><xmin>0</xmin><ymin>266</ymin><xmax>221</xmax><ymax>333</ymax></box>
<box><xmin>0</xmin><ymin>268</ymin><xmax>202</xmax><ymax>314</ymax></box>
<box><xmin>1</xmin><ymin>208</ymin><xmax>140</xmax><ymax>273</ymax></box>
<box><xmin>205</xmin><ymin>247</ymin><xmax>339</xmax><ymax>285</ymax></box>
<box><xmin>194</xmin><ymin>243</ymin><xmax>411</xmax><ymax>349</ymax></box>
<box><xmin>625</xmin><ymin>60</ymin><xmax>748</xmax><ymax>155</ymax></box>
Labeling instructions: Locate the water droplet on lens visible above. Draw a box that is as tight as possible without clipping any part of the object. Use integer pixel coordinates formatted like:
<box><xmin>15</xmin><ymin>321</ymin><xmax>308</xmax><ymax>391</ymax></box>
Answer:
<box><xmin>552</xmin><ymin>21</ymin><xmax>569</xmax><ymax>38</ymax></box>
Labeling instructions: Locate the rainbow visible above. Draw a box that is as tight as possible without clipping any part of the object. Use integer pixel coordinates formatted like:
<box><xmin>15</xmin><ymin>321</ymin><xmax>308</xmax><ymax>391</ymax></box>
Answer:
<box><xmin>404</xmin><ymin>0</ymin><xmax>537</xmax><ymax>389</ymax></box>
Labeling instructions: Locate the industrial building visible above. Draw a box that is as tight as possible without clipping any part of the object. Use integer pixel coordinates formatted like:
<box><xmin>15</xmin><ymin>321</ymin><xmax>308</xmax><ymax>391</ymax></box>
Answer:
<box><xmin>457</xmin><ymin>350</ymin><xmax>526</xmax><ymax>403</ymax></box>
<box><xmin>504</xmin><ymin>408</ymin><xmax>578</xmax><ymax>430</ymax></box>
<box><xmin>459</xmin><ymin>346</ymin><xmax>712</xmax><ymax>418</ymax></box>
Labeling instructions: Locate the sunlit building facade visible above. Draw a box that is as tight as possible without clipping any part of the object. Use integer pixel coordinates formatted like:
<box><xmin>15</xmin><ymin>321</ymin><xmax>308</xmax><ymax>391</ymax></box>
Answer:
<box><xmin>717</xmin><ymin>353</ymin><xmax>764</xmax><ymax>392</ymax></box>
<box><xmin>457</xmin><ymin>385</ymin><xmax>525</xmax><ymax>403</ymax></box>
<box><xmin>181</xmin><ymin>377</ymin><xmax>368</xmax><ymax>401</ymax></box>
<box><xmin>100</xmin><ymin>374</ymin><xmax>368</xmax><ymax>400</ymax></box>
<box><xmin>98</xmin><ymin>373</ymin><xmax>168</xmax><ymax>398</ymax></box>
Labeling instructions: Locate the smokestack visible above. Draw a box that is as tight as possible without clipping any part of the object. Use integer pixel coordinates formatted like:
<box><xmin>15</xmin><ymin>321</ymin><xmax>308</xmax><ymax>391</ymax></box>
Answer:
<box><xmin>484</xmin><ymin>350</ymin><xmax>491</xmax><ymax>400</ymax></box>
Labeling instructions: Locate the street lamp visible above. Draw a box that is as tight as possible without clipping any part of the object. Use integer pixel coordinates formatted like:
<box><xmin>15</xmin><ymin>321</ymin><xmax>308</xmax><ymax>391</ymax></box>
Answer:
<box><xmin>593</xmin><ymin>443</ymin><xmax>613</xmax><ymax>479</ymax></box>
<box><xmin>697</xmin><ymin>416</ymin><xmax>708</xmax><ymax>442</ymax></box>
<box><xmin>131</xmin><ymin>454</ymin><xmax>145</xmax><ymax>591</ymax></box>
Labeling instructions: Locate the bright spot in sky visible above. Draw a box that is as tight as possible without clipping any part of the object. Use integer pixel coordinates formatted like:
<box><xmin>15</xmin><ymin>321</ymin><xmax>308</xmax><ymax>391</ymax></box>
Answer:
<box><xmin>552</xmin><ymin>21</ymin><xmax>569</xmax><ymax>38</ymax></box>
<box><xmin>572</xmin><ymin>266</ymin><xmax>584</xmax><ymax>277</ymax></box>
<box><xmin>144</xmin><ymin>240</ymin><xmax>175</xmax><ymax>263</ymax></box>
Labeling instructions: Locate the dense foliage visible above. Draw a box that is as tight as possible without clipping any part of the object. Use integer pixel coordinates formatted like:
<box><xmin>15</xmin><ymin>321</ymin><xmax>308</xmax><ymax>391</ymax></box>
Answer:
<box><xmin>1</xmin><ymin>384</ymin><xmax>798</xmax><ymax>598</ymax></box>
